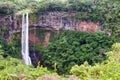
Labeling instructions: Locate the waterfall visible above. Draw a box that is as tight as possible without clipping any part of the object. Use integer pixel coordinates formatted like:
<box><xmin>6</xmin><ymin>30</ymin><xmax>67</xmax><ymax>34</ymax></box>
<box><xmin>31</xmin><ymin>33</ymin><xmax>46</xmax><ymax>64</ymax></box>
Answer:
<box><xmin>21</xmin><ymin>13</ymin><xmax>31</xmax><ymax>65</ymax></box>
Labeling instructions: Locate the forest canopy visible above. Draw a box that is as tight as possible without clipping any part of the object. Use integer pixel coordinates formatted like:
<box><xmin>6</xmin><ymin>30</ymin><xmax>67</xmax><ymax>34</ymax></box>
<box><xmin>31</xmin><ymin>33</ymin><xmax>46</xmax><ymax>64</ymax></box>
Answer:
<box><xmin>0</xmin><ymin>0</ymin><xmax>120</xmax><ymax>14</ymax></box>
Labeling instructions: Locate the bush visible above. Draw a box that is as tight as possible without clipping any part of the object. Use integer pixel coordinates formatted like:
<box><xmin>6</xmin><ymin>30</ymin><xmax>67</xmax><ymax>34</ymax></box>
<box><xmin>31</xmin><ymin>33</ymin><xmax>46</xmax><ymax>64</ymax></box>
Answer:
<box><xmin>0</xmin><ymin>1</ymin><xmax>16</xmax><ymax>15</ymax></box>
<box><xmin>70</xmin><ymin>43</ymin><xmax>120</xmax><ymax>80</ymax></box>
<box><xmin>41</xmin><ymin>31</ymin><xmax>115</xmax><ymax>74</ymax></box>
<box><xmin>0</xmin><ymin>44</ymin><xmax>62</xmax><ymax>80</ymax></box>
<box><xmin>0</xmin><ymin>35</ymin><xmax>21</xmax><ymax>59</ymax></box>
<box><xmin>0</xmin><ymin>55</ymin><xmax>51</xmax><ymax>80</ymax></box>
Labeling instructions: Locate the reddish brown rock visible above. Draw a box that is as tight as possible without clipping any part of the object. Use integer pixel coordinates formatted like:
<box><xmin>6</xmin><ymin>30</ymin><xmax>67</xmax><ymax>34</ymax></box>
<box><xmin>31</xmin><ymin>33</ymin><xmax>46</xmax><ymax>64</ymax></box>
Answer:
<box><xmin>29</xmin><ymin>31</ymin><xmax>51</xmax><ymax>47</ymax></box>
<box><xmin>75</xmin><ymin>21</ymin><xmax>99</xmax><ymax>32</ymax></box>
<box><xmin>42</xmin><ymin>31</ymin><xmax>51</xmax><ymax>47</ymax></box>
<box><xmin>29</xmin><ymin>32</ymin><xmax>41</xmax><ymax>45</ymax></box>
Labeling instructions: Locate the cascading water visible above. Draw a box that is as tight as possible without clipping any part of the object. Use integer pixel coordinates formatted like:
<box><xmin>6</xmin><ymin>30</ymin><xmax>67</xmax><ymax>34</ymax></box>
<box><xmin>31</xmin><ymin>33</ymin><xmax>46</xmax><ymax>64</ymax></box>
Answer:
<box><xmin>21</xmin><ymin>13</ymin><xmax>31</xmax><ymax>65</ymax></box>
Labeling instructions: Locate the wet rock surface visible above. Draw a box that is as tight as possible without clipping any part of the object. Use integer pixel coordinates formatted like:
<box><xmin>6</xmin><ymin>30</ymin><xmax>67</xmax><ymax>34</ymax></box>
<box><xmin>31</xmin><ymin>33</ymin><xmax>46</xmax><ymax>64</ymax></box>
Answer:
<box><xmin>29</xmin><ymin>51</ymin><xmax>42</xmax><ymax>67</ymax></box>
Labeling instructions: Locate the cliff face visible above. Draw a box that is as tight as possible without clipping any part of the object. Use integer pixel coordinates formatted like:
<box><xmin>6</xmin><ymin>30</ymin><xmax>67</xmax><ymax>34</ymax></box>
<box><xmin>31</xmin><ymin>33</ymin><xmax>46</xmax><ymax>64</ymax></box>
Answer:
<box><xmin>29</xmin><ymin>31</ymin><xmax>51</xmax><ymax>47</ymax></box>
<box><xmin>0</xmin><ymin>11</ymin><xmax>100</xmax><ymax>46</ymax></box>
<box><xmin>36</xmin><ymin>12</ymin><xmax>100</xmax><ymax>32</ymax></box>
<box><xmin>0</xmin><ymin>12</ymin><xmax>100</xmax><ymax>33</ymax></box>
<box><xmin>0</xmin><ymin>15</ymin><xmax>20</xmax><ymax>31</ymax></box>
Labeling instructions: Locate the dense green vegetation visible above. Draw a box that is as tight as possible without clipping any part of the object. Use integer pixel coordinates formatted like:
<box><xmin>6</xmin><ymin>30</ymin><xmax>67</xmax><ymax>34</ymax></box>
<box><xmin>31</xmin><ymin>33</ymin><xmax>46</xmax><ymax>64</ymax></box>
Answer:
<box><xmin>0</xmin><ymin>45</ymin><xmax>77</xmax><ymax>80</ymax></box>
<box><xmin>70</xmin><ymin>43</ymin><xmax>120</xmax><ymax>80</ymax></box>
<box><xmin>0</xmin><ymin>0</ymin><xmax>120</xmax><ymax>79</ymax></box>
<box><xmin>0</xmin><ymin>34</ymin><xmax>21</xmax><ymax>58</ymax></box>
<box><xmin>0</xmin><ymin>44</ymin><xmax>51</xmax><ymax>80</ymax></box>
<box><xmin>0</xmin><ymin>42</ymin><xmax>120</xmax><ymax>79</ymax></box>
<box><xmin>41</xmin><ymin>31</ymin><xmax>116</xmax><ymax>74</ymax></box>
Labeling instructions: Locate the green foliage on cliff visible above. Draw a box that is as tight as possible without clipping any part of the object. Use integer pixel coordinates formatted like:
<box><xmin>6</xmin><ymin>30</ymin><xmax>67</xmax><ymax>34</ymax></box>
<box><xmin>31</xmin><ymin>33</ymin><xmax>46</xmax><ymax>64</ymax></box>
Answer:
<box><xmin>0</xmin><ymin>34</ymin><xmax>21</xmax><ymax>59</ymax></box>
<box><xmin>72</xmin><ymin>0</ymin><xmax>120</xmax><ymax>36</ymax></box>
<box><xmin>70</xmin><ymin>43</ymin><xmax>120</xmax><ymax>80</ymax></box>
<box><xmin>1</xmin><ymin>0</ymin><xmax>120</xmax><ymax>14</ymax></box>
<box><xmin>41</xmin><ymin>31</ymin><xmax>115</xmax><ymax>74</ymax></box>
<box><xmin>0</xmin><ymin>1</ymin><xmax>16</xmax><ymax>16</ymax></box>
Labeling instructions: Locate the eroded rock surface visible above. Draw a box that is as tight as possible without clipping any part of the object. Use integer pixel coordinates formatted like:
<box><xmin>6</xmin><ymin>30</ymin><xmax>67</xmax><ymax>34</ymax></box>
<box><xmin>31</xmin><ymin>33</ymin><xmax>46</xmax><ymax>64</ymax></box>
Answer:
<box><xmin>0</xmin><ymin>12</ymin><xmax>100</xmax><ymax>33</ymax></box>
<box><xmin>0</xmin><ymin>12</ymin><xmax>100</xmax><ymax>45</ymax></box>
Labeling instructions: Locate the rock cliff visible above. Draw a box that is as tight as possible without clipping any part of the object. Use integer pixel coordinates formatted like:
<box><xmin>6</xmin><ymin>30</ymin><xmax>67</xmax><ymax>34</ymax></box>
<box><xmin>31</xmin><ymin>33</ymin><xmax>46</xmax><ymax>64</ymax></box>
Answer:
<box><xmin>0</xmin><ymin>11</ymin><xmax>100</xmax><ymax>46</ymax></box>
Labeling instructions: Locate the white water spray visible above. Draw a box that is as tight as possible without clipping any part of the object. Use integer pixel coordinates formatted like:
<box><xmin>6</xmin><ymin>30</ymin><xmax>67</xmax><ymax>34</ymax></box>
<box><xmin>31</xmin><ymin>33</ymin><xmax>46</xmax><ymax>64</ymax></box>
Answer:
<box><xmin>21</xmin><ymin>13</ymin><xmax>31</xmax><ymax>65</ymax></box>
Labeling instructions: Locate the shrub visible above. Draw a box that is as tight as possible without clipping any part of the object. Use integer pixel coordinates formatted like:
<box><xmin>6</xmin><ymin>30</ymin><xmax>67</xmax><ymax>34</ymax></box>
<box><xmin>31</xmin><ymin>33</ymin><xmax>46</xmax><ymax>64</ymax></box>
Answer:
<box><xmin>0</xmin><ymin>43</ymin><xmax>51</xmax><ymax>80</ymax></box>
<box><xmin>0</xmin><ymin>44</ymin><xmax>64</xmax><ymax>80</ymax></box>
<box><xmin>70</xmin><ymin>43</ymin><xmax>120</xmax><ymax>80</ymax></box>
<box><xmin>41</xmin><ymin>31</ymin><xmax>115</xmax><ymax>74</ymax></box>
<box><xmin>0</xmin><ymin>56</ymin><xmax>51</xmax><ymax>80</ymax></box>
<box><xmin>0</xmin><ymin>35</ymin><xmax>21</xmax><ymax>59</ymax></box>
<box><xmin>0</xmin><ymin>1</ymin><xmax>16</xmax><ymax>15</ymax></box>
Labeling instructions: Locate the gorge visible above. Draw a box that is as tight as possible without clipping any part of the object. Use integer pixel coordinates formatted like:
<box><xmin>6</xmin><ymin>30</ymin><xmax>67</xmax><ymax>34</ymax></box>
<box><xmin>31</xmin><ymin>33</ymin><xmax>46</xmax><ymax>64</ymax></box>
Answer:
<box><xmin>0</xmin><ymin>11</ymin><xmax>103</xmax><ymax>65</ymax></box>
<box><xmin>0</xmin><ymin>0</ymin><xmax>120</xmax><ymax>79</ymax></box>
